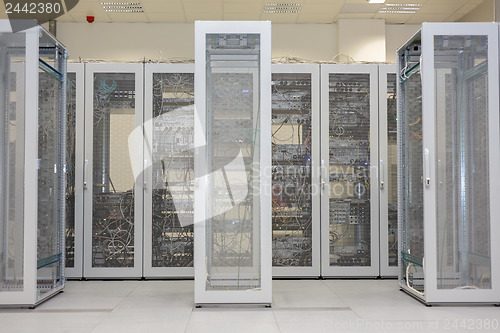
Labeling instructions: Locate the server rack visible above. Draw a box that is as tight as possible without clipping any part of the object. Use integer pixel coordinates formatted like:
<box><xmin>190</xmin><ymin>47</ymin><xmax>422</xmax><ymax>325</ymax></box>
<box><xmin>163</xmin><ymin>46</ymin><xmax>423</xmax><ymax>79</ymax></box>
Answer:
<box><xmin>378</xmin><ymin>64</ymin><xmax>398</xmax><ymax>277</ymax></box>
<box><xmin>143</xmin><ymin>63</ymin><xmax>195</xmax><ymax>278</ymax></box>
<box><xmin>320</xmin><ymin>64</ymin><xmax>380</xmax><ymax>277</ymax></box>
<box><xmin>65</xmin><ymin>63</ymin><xmax>85</xmax><ymax>279</ymax></box>
<box><xmin>194</xmin><ymin>21</ymin><xmax>272</xmax><ymax>304</ymax></box>
<box><xmin>398</xmin><ymin>23</ymin><xmax>500</xmax><ymax>304</ymax></box>
<box><xmin>83</xmin><ymin>63</ymin><xmax>144</xmax><ymax>278</ymax></box>
<box><xmin>271</xmin><ymin>64</ymin><xmax>320</xmax><ymax>278</ymax></box>
<box><xmin>0</xmin><ymin>21</ymin><xmax>67</xmax><ymax>306</ymax></box>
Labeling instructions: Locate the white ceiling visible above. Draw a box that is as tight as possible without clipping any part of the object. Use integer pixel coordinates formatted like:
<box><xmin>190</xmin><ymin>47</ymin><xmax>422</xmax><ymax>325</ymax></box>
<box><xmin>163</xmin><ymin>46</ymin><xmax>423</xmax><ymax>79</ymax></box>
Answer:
<box><xmin>0</xmin><ymin>0</ymin><xmax>489</xmax><ymax>24</ymax></box>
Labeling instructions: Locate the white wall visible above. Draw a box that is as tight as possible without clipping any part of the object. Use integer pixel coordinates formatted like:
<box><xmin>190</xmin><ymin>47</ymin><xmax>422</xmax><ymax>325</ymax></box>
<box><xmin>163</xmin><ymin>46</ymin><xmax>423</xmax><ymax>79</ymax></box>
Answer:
<box><xmin>58</xmin><ymin>23</ymin><xmax>194</xmax><ymax>61</ymax></box>
<box><xmin>337</xmin><ymin>19</ymin><xmax>386</xmax><ymax>63</ymax></box>
<box><xmin>459</xmin><ymin>0</ymin><xmax>494</xmax><ymax>22</ymax></box>
<box><xmin>272</xmin><ymin>24</ymin><xmax>337</xmax><ymax>61</ymax></box>
<box><xmin>58</xmin><ymin>22</ymin><xmax>338</xmax><ymax>62</ymax></box>
<box><xmin>385</xmin><ymin>24</ymin><xmax>420</xmax><ymax>64</ymax></box>
<box><xmin>56</xmin><ymin>21</ymin><xmax>419</xmax><ymax>64</ymax></box>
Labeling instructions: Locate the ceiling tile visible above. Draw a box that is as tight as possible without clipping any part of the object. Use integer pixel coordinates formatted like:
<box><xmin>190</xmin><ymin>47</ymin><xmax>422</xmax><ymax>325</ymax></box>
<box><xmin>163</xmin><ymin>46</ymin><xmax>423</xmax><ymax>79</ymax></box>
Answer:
<box><xmin>142</xmin><ymin>0</ymin><xmax>184</xmax><ymax>13</ymax></box>
<box><xmin>68</xmin><ymin>0</ymin><xmax>103</xmax><ymax>13</ymax></box>
<box><xmin>406</xmin><ymin>13</ymin><xmax>449</xmax><ymax>24</ymax></box>
<box><xmin>107</xmin><ymin>12</ymin><xmax>149</xmax><ymax>23</ymax></box>
<box><xmin>297</xmin><ymin>13</ymin><xmax>335</xmax><ymax>24</ymax></box>
<box><xmin>344</xmin><ymin>0</ymin><xmax>372</xmax><ymax>3</ymax></box>
<box><xmin>184</xmin><ymin>2</ymin><xmax>222</xmax><ymax>13</ymax></box>
<box><xmin>335</xmin><ymin>13</ymin><xmax>375</xmax><ymax>19</ymax></box>
<box><xmin>446</xmin><ymin>12</ymin><xmax>466</xmax><ymax>22</ymax></box>
<box><xmin>302</xmin><ymin>2</ymin><xmax>344</xmax><ymax>12</ymax></box>
<box><xmin>261</xmin><ymin>13</ymin><xmax>299</xmax><ymax>24</ymax></box>
<box><xmin>340</xmin><ymin>3</ymin><xmax>382</xmax><ymax>14</ymax></box>
<box><xmin>223</xmin><ymin>13</ymin><xmax>261</xmax><ymax>20</ymax></box>
<box><xmin>55</xmin><ymin>12</ymin><xmax>76</xmax><ymax>22</ymax></box>
<box><xmin>418</xmin><ymin>1</ymin><xmax>464</xmax><ymax>14</ymax></box>
<box><xmin>185</xmin><ymin>12</ymin><xmax>223</xmax><ymax>22</ymax></box>
<box><xmin>0</xmin><ymin>6</ymin><xmax>7</xmax><ymax>19</ymax></box>
<box><xmin>456</xmin><ymin>3</ymin><xmax>481</xmax><ymax>14</ymax></box>
<box><xmin>47</xmin><ymin>0</ymin><xmax>489</xmax><ymax>24</ymax></box>
<box><xmin>384</xmin><ymin>0</ymin><xmax>428</xmax><ymax>4</ymax></box>
<box><xmin>224</xmin><ymin>3</ymin><xmax>260</xmax><ymax>13</ymax></box>
<box><xmin>146</xmin><ymin>13</ymin><xmax>187</xmax><ymax>22</ymax></box>
<box><xmin>373</xmin><ymin>13</ymin><xmax>412</xmax><ymax>24</ymax></box>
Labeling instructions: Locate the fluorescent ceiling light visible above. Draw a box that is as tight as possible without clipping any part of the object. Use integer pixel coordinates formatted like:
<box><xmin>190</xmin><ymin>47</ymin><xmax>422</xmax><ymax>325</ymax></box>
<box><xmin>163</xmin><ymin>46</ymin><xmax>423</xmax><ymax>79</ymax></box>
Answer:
<box><xmin>101</xmin><ymin>2</ymin><xmax>143</xmax><ymax>13</ymax></box>
<box><xmin>368</xmin><ymin>0</ymin><xmax>386</xmax><ymax>3</ymax></box>
<box><xmin>378</xmin><ymin>3</ymin><xmax>422</xmax><ymax>14</ymax></box>
<box><xmin>263</xmin><ymin>3</ymin><xmax>302</xmax><ymax>13</ymax></box>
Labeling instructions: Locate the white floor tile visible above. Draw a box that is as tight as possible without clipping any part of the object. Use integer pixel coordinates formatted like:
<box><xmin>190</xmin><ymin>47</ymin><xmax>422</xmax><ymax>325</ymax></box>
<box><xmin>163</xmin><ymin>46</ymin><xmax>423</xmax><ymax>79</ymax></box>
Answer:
<box><xmin>1</xmin><ymin>280</ymin><xmax>498</xmax><ymax>333</ymax></box>
<box><xmin>186</xmin><ymin>309</ymin><xmax>280</xmax><ymax>333</ymax></box>
<box><xmin>91</xmin><ymin>307</ymin><xmax>192</xmax><ymax>333</ymax></box>
<box><xmin>0</xmin><ymin>312</ymin><xmax>107</xmax><ymax>333</ymax></box>
<box><xmin>272</xmin><ymin>280</ymin><xmax>347</xmax><ymax>308</ymax></box>
<box><xmin>273</xmin><ymin>309</ymin><xmax>360</xmax><ymax>333</ymax></box>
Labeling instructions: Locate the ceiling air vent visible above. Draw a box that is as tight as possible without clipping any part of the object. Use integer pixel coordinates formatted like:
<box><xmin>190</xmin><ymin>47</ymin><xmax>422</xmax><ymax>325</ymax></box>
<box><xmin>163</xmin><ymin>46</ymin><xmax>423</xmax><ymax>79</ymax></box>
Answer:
<box><xmin>377</xmin><ymin>3</ymin><xmax>422</xmax><ymax>14</ymax></box>
<box><xmin>101</xmin><ymin>2</ymin><xmax>144</xmax><ymax>13</ymax></box>
<box><xmin>263</xmin><ymin>3</ymin><xmax>302</xmax><ymax>14</ymax></box>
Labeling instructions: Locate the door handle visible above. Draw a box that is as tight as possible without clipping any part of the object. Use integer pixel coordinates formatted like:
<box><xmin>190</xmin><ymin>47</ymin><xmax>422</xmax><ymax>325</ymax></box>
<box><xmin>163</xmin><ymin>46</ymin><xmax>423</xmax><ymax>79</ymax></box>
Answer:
<box><xmin>380</xmin><ymin>160</ymin><xmax>384</xmax><ymax>189</ymax></box>
<box><xmin>424</xmin><ymin>149</ymin><xmax>430</xmax><ymax>187</ymax></box>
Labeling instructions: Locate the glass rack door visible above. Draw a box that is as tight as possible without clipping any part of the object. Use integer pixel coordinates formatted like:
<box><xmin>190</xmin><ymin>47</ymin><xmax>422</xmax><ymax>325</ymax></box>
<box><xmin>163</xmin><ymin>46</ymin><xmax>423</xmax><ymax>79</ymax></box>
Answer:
<box><xmin>143</xmin><ymin>63</ymin><xmax>195</xmax><ymax>278</ymax></box>
<box><xmin>320</xmin><ymin>64</ymin><xmax>379</xmax><ymax>277</ymax></box>
<box><xmin>271</xmin><ymin>64</ymin><xmax>320</xmax><ymax>278</ymax></box>
<box><xmin>83</xmin><ymin>63</ymin><xmax>143</xmax><ymax>278</ymax></box>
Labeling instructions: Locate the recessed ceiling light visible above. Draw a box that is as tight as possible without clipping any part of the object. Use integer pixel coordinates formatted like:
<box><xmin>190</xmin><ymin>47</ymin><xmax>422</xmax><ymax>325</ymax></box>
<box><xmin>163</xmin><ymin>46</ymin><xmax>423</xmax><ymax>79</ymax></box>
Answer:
<box><xmin>101</xmin><ymin>2</ymin><xmax>144</xmax><ymax>13</ymax></box>
<box><xmin>263</xmin><ymin>3</ymin><xmax>302</xmax><ymax>13</ymax></box>
<box><xmin>368</xmin><ymin>0</ymin><xmax>386</xmax><ymax>3</ymax></box>
<box><xmin>377</xmin><ymin>3</ymin><xmax>422</xmax><ymax>14</ymax></box>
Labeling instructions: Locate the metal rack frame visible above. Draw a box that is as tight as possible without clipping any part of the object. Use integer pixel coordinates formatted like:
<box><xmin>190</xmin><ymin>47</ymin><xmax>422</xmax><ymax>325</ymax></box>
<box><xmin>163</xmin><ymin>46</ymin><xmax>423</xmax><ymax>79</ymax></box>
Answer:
<box><xmin>378</xmin><ymin>64</ymin><xmax>398</xmax><ymax>278</ymax></box>
<box><xmin>0</xmin><ymin>21</ymin><xmax>67</xmax><ymax>306</ymax></box>
<box><xmin>397</xmin><ymin>23</ymin><xmax>500</xmax><ymax>304</ymax></box>
<box><xmin>65</xmin><ymin>63</ymin><xmax>85</xmax><ymax>279</ymax></box>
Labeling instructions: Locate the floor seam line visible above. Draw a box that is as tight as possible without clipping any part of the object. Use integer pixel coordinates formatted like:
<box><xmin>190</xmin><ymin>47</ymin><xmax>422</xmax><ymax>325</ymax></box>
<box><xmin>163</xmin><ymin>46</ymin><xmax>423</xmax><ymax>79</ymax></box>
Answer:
<box><xmin>183</xmin><ymin>307</ymin><xmax>194</xmax><ymax>333</ymax></box>
<box><xmin>271</xmin><ymin>306</ymin><xmax>283</xmax><ymax>333</ymax></box>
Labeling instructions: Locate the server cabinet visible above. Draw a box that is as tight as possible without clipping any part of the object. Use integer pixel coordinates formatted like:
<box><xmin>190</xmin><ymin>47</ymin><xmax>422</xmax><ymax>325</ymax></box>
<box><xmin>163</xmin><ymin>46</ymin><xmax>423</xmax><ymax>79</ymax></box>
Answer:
<box><xmin>378</xmin><ymin>64</ymin><xmax>398</xmax><ymax>277</ymax></box>
<box><xmin>271</xmin><ymin>64</ymin><xmax>320</xmax><ymax>277</ymax></box>
<box><xmin>143</xmin><ymin>63</ymin><xmax>194</xmax><ymax>278</ymax></box>
<box><xmin>320</xmin><ymin>64</ymin><xmax>379</xmax><ymax>277</ymax></box>
<box><xmin>398</xmin><ymin>23</ymin><xmax>500</xmax><ymax>304</ymax></box>
<box><xmin>194</xmin><ymin>21</ymin><xmax>272</xmax><ymax>304</ymax></box>
<box><xmin>65</xmin><ymin>63</ymin><xmax>85</xmax><ymax>279</ymax></box>
<box><xmin>0</xmin><ymin>21</ymin><xmax>67</xmax><ymax>306</ymax></box>
<box><xmin>83</xmin><ymin>63</ymin><xmax>144</xmax><ymax>278</ymax></box>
